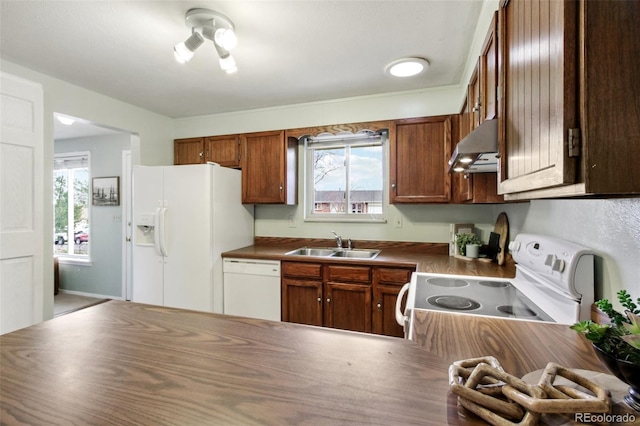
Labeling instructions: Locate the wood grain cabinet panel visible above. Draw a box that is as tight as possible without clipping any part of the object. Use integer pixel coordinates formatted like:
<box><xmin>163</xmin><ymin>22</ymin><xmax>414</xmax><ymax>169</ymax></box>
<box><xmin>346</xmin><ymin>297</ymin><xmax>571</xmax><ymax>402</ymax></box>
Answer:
<box><xmin>174</xmin><ymin>137</ymin><xmax>204</xmax><ymax>165</ymax></box>
<box><xmin>324</xmin><ymin>282</ymin><xmax>371</xmax><ymax>333</ymax></box>
<box><xmin>241</xmin><ymin>130</ymin><xmax>297</xmax><ymax>204</ymax></box>
<box><xmin>282</xmin><ymin>261</ymin><xmax>379</xmax><ymax>335</ymax></box>
<box><xmin>281</xmin><ymin>277</ymin><xmax>322</xmax><ymax>326</ymax></box>
<box><xmin>204</xmin><ymin>135</ymin><xmax>240</xmax><ymax>168</ymax></box>
<box><xmin>372</xmin><ymin>267</ymin><xmax>415</xmax><ymax>338</ymax></box>
<box><xmin>390</xmin><ymin>116</ymin><xmax>453</xmax><ymax>203</ymax></box>
<box><xmin>498</xmin><ymin>0</ymin><xmax>640</xmax><ymax>198</ymax></box>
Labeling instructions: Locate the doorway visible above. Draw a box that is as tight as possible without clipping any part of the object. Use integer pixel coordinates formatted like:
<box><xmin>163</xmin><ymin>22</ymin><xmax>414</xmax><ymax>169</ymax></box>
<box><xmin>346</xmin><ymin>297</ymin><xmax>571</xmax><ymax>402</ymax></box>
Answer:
<box><xmin>53</xmin><ymin>113</ymin><xmax>133</xmax><ymax>301</ymax></box>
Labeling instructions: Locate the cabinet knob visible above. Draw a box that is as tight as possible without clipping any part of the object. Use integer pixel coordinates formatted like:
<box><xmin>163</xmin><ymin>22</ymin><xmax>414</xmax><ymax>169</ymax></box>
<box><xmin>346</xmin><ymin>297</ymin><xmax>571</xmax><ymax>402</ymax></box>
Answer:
<box><xmin>391</xmin><ymin>181</ymin><xmax>396</xmax><ymax>189</ymax></box>
<box><xmin>279</xmin><ymin>183</ymin><xmax>284</xmax><ymax>191</ymax></box>
<box><xmin>199</xmin><ymin>151</ymin><xmax>203</xmax><ymax>158</ymax></box>
<box><xmin>317</xmin><ymin>297</ymin><xmax>322</xmax><ymax>303</ymax></box>
<box><xmin>376</xmin><ymin>303</ymin><xmax>382</xmax><ymax>310</ymax></box>
<box><xmin>326</xmin><ymin>298</ymin><xmax>331</xmax><ymax>303</ymax></box>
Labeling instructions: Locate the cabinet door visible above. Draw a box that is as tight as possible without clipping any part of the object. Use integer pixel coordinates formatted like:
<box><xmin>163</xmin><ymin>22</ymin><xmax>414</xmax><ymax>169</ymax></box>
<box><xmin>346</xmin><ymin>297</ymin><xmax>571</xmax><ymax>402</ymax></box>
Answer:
<box><xmin>390</xmin><ymin>116</ymin><xmax>453</xmax><ymax>203</ymax></box>
<box><xmin>498</xmin><ymin>0</ymin><xmax>578</xmax><ymax>194</ymax></box>
<box><xmin>174</xmin><ymin>138</ymin><xmax>204</xmax><ymax>165</ymax></box>
<box><xmin>452</xmin><ymin>97</ymin><xmax>474</xmax><ymax>203</ymax></box>
<box><xmin>468</xmin><ymin>66</ymin><xmax>481</xmax><ymax>130</ymax></box>
<box><xmin>241</xmin><ymin>130</ymin><xmax>297</xmax><ymax>204</ymax></box>
<box><xmin>480</xmin><ymin>11</ymin><xmax>498</xmax><ymax>123</ymax></box>
<box><xmin>204</xmin><ymin>135</ymin><xmax>240</xmax><ymax>168</ymax></box>
<box><xmin>281</xmin><ymin>277</ymin><xmax>322</xmax><ymax>327</ymax></box>
<box><xmin>372</xmin><ymin>267</ymin><xmax>413</xmax><ymax>337</ymax></box>
<box><xmin>324</xmin><ymin>282</ymin><xmax>371</xmax><ymax>333</ymax></box>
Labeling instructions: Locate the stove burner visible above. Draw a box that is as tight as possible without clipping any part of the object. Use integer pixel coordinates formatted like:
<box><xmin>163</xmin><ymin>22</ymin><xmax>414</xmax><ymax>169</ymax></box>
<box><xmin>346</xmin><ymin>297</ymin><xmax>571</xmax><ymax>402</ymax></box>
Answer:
<box><xmin>479</xmin><ymin>281</ymin><xmax>509</xmax><ymax>288</ymax></box>
<box><xmin>426</xmin><ymin>278</ymin><xmax>469</xmax><ymax>288</ymax></box>
<box><xmin>427</xmin><ymin>295</ymin><xmax>481</xmax><ymax>311</ymax></box>
<box><xmin>497</xmin><ymin>305</ymin><xmax>537</xmax><ymax>317</ymax></box>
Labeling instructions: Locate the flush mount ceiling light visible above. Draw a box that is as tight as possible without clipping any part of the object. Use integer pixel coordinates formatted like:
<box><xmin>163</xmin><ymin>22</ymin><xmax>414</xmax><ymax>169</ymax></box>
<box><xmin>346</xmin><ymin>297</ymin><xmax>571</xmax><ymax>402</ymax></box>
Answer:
<box><xmin>174</xmin><ymin>8</ymin><xmax>238</xmax><ymax>74</ymax></box>
<box><xmin>386</xmin><ymin>57</ymin><xmax>430</xmax><ymax>77</ymax></box>
<box><xmin>56</xmin><ymin>115</ymin><xmax>75</xmax><ymax>126</ymax></box>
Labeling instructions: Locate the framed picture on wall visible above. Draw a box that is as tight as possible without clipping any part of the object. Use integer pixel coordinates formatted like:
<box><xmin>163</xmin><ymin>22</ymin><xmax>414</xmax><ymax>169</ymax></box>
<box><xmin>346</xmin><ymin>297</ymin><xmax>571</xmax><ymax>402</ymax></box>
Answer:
<box><xmin>92</xmin><ymin>176</ymin><xmax>120</xmax><ymax>206</ymax></box>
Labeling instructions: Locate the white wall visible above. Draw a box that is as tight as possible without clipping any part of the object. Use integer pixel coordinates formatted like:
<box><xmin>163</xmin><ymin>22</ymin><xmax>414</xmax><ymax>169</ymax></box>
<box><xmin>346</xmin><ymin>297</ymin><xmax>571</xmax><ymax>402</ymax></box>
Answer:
<box><xmin>499</xmin><ymin>199</ymin><xmax>640</xmax><ymax>306</ymax></box>
<box><xmin>1</xmin><ymin>59</ymin><xmax>174</xmax><ymax>319</ymax></box>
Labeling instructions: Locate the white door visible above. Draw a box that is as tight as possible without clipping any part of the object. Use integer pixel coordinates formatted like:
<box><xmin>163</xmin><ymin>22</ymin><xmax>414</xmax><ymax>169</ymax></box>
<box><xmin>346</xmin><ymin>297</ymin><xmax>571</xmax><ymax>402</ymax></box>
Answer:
<box><xmin>0</xmin><ymin>72</ymin><xmax>44</xmax><ymax>334</ymax></box>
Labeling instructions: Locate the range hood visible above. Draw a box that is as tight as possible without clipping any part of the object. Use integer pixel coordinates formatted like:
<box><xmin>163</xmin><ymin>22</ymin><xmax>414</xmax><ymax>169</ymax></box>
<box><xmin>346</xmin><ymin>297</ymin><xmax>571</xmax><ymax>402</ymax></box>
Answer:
<box><xmin>448</xmin><ymin>118</ymin><xmax>499</xmax><ymax>173</ymax></box>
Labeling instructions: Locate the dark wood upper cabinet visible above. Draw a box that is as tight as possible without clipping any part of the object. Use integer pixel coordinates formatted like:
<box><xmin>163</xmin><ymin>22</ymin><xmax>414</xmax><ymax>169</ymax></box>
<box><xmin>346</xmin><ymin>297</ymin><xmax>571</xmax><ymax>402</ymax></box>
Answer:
<box><xmin>240</xmin><ymin>130</ymin><xmax>297</xmax><ymax>205</ymax></box>
<box><xmin>389</xmin><ymin>115</ymin><xmax>453</xmax><ymax>204</ymax></box>
<box><xmin>204</xmin><ymin>134</ymin><xmax>240</xmax><ymax>168</ymax></box>
<box><xmin>174</xmin><ymin>137</ymin><xmax>204</xmax><ymax>165</ymax></box>
<box><xmin>498</xmin><ymin>0</ymin><xmax>640</xmax><ymax>198</ymax></box>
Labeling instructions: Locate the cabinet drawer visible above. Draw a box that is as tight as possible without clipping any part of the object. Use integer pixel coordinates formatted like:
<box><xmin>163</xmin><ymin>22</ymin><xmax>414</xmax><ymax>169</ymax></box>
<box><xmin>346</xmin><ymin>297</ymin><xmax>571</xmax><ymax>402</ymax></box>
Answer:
<box><xmin>327</xmin><ymin>265</ymin><xmax>371</xmax><ymax>284</ymax></box>
<box><xmin>282</xmin><ymin>262</ymin><xmax>322</xmax><ymax>279</ymax></box>
<box><xmin>376</xmin><ymin>267</ymin><xmax>414</xmax><ymax>286</ymax></box>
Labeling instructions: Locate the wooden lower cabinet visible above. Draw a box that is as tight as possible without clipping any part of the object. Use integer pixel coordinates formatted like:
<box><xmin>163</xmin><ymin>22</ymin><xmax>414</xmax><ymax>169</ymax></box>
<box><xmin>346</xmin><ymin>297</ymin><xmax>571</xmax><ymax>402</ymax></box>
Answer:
<box><xmin>282</xmin><ymin>261</ymin><xmax>414</xmax><ymax>337</ymax></box>
<box><xmin>372</xmin><ymin>267</ymin><xmax>414</xmax><ymax>338</ymax></box>
<box><xmin>281</xmin><ymin>277</ymin><xmax>322</xmax><ymax>327</ymax></box>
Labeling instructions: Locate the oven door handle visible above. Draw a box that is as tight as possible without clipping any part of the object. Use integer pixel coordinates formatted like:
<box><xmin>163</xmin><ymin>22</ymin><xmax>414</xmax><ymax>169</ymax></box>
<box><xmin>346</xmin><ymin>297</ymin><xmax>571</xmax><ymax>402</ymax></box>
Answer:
<box><xmin>395</xmin><ymin>282</ymin><xmax>410</xmax><ymax>326</ymax></box>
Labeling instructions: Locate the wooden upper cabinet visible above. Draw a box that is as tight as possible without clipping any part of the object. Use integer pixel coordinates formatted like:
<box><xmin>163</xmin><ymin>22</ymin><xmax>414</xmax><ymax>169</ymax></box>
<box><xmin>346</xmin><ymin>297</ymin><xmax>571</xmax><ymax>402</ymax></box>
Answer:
<box><xmin>468</xmin><ymin>66</ymin><xmax>481</xmax><ymax>131</ymax></box>
<box><xmin>204</xmin><ymin>135</ymin><xmax>240</xmax><ymax>168</ymax></box>
<box><xmin>174</xmin><ymin>135</ymin><xmax>240</xmax><ymax>168</ymax></box>
<box><xmin>240</xmin><ymin>130</ymin><xmax>297</xmax><ymax>204</ymax></box>
<box><xmin>174</xmin><ymin>137</ymin><xmax>204</xmax><ymax>165</ymax></box>
<box><xmin>498</xmin><ymin>0</ymin><xmax>640</xmax><ymax>198</ymax></box>
<box><xmin>390</xmin><ymin>115</ymin><xmax>453</xmax><ymax>203</ymax></box>
<box><xmin>480</xmin><ymin>12</ymin><xmax>498</xmax><ymax>124</ymax></box>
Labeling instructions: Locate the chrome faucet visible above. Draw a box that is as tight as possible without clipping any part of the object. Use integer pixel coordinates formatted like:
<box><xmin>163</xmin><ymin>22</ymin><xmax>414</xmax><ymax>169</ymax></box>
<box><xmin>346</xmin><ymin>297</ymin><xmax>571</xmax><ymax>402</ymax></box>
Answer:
<box><xmin>331</xmin><ymin>231</ymin><xmax>342</xmax><ymax>248</ymax></box>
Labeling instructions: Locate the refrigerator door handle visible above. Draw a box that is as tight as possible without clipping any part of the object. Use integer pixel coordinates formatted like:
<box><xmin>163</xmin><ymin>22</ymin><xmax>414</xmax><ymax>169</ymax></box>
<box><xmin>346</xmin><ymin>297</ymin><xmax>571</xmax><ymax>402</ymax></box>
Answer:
<box><xmin>153</xmin><ymin>207</ymin><xmax>163</xmax><ymax>257</ymax></box>
<box><xmin>157</xmin><ymin>207</ymin><xmax>168</xmax><ymax>257</ymax></box>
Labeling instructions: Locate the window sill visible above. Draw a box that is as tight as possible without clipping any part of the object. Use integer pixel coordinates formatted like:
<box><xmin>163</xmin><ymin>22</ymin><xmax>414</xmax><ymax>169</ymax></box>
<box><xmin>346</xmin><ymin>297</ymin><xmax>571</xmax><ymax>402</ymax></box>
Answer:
<box><xmin>304</xmin><ymin>217</ymin><xmax>387</xmax><ymax>224</ymax></box>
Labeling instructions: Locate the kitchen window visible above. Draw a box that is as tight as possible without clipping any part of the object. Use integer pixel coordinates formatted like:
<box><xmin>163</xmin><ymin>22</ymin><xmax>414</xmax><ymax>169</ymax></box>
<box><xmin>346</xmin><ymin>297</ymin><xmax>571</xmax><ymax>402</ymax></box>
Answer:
<box><xmin>303</xmin><ymin>130</ymin><xmax>386</xmax><ymax>222</ymax></box>
<box><xmin>53</xmin><ymin>152</ymin><xmax>91</xmax><ymax>261</ymax></box>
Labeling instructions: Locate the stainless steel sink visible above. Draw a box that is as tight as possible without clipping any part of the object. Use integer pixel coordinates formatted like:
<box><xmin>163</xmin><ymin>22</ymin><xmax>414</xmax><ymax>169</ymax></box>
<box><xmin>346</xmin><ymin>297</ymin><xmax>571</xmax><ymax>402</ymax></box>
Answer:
<box><xmin>284</xmin><ymin>247</ymin><xmax>380</xmax><ymax>259</ymax></box>
<box><xmin>330</xmin><ymin>249</ymin><xmax>380</xmax><ymax>259</ymax></box>
<box><xmin>285</xmin><ymin>248</ymin><xmax>337</xmax><ymax>257</ymax></box>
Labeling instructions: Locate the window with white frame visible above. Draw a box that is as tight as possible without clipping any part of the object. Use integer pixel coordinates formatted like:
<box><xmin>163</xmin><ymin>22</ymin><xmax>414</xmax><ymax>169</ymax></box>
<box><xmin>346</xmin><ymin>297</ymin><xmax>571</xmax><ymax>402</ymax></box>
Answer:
<box><xmin>304</xmin><ymin>130</ymin><xmax>386</xmax><ymax>222</ymax></box>
<box><xmin>53</xmin><ymin>152</ymin><xmax>90</xmax><ymax>259</ymax></box>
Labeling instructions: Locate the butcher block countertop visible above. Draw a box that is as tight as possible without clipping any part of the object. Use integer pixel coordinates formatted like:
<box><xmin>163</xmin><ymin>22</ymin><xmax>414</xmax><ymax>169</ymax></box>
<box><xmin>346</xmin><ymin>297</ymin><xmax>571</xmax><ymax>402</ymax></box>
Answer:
<box><xmin>223</xmin><ymin>237</ymin><xmax>516</xmax><ymax>278</ymax></box>
<box><xmin>0</xmin><ymin>300</ymin><xmax>610</xmax><ymax>425</ymax></box>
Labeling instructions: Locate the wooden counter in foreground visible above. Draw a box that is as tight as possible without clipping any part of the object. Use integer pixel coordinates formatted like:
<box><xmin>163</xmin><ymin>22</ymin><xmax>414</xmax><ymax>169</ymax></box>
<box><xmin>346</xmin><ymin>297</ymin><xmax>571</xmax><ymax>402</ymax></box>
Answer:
<box><xmin>0</xmin><ymin>300</ymin><xmax>615</xmax><ymax>425</ymax></box>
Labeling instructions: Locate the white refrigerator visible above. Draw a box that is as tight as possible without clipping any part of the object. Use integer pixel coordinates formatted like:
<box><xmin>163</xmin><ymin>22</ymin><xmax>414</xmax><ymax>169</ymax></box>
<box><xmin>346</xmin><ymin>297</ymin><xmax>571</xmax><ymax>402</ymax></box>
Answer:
<box><xmin>132</xmin><ymin>163</ymin><xmax>254</xmax><ymax>313</ymax></box>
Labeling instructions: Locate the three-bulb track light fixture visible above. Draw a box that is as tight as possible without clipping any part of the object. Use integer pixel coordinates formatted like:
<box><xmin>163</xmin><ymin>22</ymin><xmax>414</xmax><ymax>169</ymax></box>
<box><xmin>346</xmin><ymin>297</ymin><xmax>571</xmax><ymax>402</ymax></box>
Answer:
<box><xmin>173</xmin><ymin>8</ymin><xmax>238</xmax><ymax>74</ymax></box>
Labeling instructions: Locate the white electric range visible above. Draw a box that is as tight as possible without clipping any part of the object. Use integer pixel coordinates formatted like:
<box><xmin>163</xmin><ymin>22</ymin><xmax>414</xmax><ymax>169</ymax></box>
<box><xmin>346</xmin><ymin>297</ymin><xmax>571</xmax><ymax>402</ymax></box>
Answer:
<box><xmin>395</xmin><ymin>233</ymin><xmax>595</xmax><ymax>339</ymax></box>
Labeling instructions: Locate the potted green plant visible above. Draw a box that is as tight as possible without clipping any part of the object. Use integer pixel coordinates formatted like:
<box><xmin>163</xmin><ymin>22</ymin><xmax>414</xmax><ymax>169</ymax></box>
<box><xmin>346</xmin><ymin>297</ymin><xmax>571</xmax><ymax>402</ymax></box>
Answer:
<box><xmin>571</xmin><ymin>290</ymin><xmax>640</xmax><ymax>410</ymax></box>
<box><xmin>455</xmin><ymin>233</ymin><xmax>482</xmax><ymax>257</ymax></box>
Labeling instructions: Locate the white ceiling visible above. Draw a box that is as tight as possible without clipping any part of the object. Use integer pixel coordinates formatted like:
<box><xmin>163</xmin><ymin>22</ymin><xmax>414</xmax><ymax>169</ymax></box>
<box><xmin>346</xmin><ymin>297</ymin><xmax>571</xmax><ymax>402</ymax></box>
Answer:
<box><xmin>1</xmin><ymin>1</ymin><xmax>483</xmax><ymax>124</ymax></box>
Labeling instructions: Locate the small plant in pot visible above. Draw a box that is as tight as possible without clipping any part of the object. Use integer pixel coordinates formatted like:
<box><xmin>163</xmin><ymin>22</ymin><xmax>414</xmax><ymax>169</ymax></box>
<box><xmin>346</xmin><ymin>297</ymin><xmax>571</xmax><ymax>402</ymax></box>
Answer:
<box><xmin>571</xmin><ymin>290</ymin><xmax>640</xmax><ymax>410</ymax></box>
<box><xmin>455</xmin><ymin>233</ymin><xmax>482</xmax><ymax>257</ymax></box>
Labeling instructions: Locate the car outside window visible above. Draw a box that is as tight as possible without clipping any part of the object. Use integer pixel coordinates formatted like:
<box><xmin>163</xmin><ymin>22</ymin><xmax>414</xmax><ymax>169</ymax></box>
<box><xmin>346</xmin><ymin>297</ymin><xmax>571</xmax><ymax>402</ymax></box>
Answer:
<box><xmin>53</xmin><ymin>152</ymin><xmax>90</xmax><ymax>260</ymax></box>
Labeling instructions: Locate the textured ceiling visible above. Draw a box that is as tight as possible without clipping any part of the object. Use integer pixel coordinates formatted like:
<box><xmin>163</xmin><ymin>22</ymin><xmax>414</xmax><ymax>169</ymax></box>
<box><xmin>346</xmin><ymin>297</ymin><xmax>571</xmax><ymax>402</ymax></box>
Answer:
<box><xmin>1</xmin><ymin>1</ymin><xmax>483</xmax><ymax>121</ymax></box>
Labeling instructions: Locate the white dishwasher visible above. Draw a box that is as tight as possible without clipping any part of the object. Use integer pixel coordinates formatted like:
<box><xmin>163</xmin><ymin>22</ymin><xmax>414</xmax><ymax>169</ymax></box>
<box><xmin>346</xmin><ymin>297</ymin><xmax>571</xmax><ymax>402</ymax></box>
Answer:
<box><xmin>223</xmin><ymin>258</ymin><xmax>281</xmax><ymax>321</ymax></box>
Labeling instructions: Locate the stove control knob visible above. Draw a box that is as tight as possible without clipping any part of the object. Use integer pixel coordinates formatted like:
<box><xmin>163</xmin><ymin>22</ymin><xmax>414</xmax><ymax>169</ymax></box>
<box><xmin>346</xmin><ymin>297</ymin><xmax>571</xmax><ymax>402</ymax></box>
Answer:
<box><xmin>552</xmin><ymin>258</ymin><xmax>566</xmax><ymax>272</ymax></box>
<box><xmin>545</xmin><ymin>255</ymin><xmax>565</xmax><ymax>272</ymax></box>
